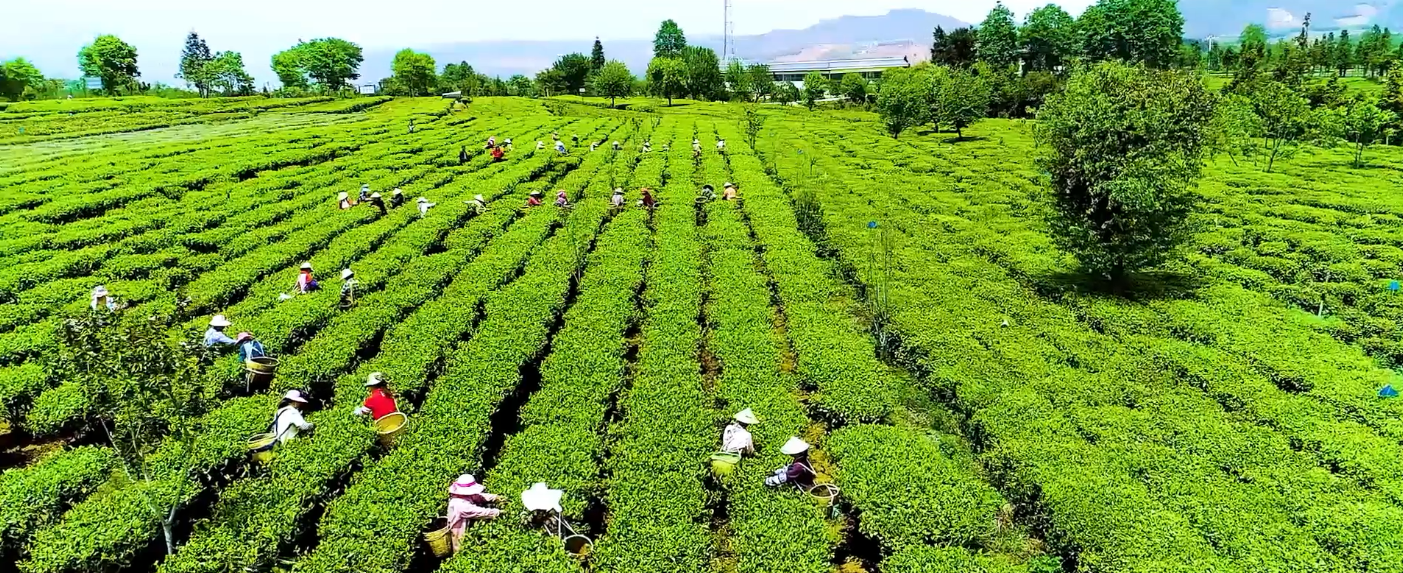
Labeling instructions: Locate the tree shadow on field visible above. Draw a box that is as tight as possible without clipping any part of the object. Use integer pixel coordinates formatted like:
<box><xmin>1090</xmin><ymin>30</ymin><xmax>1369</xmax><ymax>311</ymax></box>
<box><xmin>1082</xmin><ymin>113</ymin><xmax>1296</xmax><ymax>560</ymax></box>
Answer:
<box><xmin>1027</xmin><ymin>267</ymin><xmax>1206</xmax><ymax>305</ymax></box>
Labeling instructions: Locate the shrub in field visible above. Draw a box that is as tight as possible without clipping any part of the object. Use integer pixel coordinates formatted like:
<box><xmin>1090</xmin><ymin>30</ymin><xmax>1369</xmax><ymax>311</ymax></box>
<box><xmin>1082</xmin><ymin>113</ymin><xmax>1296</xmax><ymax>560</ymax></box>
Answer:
<box><xmin>1035</xmin><ymin>62</ymin><xmax>1215</xmax><ymax>283</ymax></box>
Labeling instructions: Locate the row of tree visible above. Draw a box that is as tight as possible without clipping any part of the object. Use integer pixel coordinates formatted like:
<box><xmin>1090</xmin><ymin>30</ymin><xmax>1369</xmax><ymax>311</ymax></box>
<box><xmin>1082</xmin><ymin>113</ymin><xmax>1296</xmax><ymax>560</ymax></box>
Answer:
<box><xmin>930</xmin><ymin>0</ymin><xmax>1186</xmax><ymax>73</ymax></box>
<box><xmin>1208</xmin><ymin>23</ymin><xmax>1403</xmax><ymax>79</ymax></box>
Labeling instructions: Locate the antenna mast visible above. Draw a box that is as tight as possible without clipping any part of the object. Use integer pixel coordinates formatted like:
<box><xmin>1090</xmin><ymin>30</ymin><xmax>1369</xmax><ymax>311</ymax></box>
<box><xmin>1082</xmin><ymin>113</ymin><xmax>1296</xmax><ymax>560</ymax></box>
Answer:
<box><xmin>724</xmin><ymin>0</ymin><xmax>735</xmax><ymax>61</ymax></box>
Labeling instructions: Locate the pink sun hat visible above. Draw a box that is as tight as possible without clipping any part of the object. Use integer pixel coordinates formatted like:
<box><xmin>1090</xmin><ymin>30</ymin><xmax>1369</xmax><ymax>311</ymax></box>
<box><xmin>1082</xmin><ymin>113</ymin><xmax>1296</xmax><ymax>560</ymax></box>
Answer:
<box><xmin>449</xmin><ymin>474</ymin><xmax>485</xmax><ymax>496</ymax></box>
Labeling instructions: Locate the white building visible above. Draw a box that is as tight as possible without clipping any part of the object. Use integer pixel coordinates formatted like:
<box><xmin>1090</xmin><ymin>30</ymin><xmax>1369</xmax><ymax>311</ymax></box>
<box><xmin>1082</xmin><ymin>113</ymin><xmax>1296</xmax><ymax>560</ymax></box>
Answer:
<box><xmin>768</xmin><ymin>57</ymin><xmax>912</xmax><ymax>89</ymax></box>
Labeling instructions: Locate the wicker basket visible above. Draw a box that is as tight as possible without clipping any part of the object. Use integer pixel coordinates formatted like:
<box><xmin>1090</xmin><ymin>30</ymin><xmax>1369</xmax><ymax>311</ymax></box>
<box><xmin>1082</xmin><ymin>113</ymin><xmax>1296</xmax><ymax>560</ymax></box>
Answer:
<box><xmin>374</xmin><ymin>412</ymin><xmax>408</xmax><ymax>447</ymax></box>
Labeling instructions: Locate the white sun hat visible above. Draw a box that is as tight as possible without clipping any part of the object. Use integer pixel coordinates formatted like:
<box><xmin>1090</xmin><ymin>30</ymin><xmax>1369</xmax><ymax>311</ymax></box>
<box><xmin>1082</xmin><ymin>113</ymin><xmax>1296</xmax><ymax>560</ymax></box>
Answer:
<box><xmin>734</xmin><ymin>408</ymin><xmax>759</xmax><ymax>425</ymax></box>
<box><xmin>337</xmin><ymin>192</ymin><xmax>349</xmax><ymax>201</ymax></box>
<box><xmin>780</xmin><ymin>437</ymin><xmax>810</xmax><ymax>455</ymax></box>
<box><xmin>474</xmin><ymin>194</ymin><xmax>485</xmax><ymax>203</ymax></box>
<box><xmin>365</xmin><ymin>372</ymin><xmax>386</xmax><ymax>387</ymax></box>
<box><xmin>209</xmin><ymin>314</ymin><xmax>232</xmax><ymax>327</ymax></box>
<box><xmin>417</xmin><ymin>197</ymin><xmax>429</xmax><ymax>204</ymax></box>
<box><xmin>92</xmin><ymin>285</ymin><xmax>110</xmax><ymax>297</ymax></box>
<box><xmin>282</xmin><ymin>390</ymin><xmax>308</xmax><ymax>403</ymax></box>
<box><xmin>370</xmin><ymin>192</ymin><xmax>382</xmax><ymax>199</ymax></box>
<box><xmin>521</xmin><ymin>482</ymin><xmax>563</xmax><ymax>513</ymax></box>
<box><xmin>300</xmin><ymin>262</ymin><xmax>313</xmax><ymax>271</ymax></box>
<box><xmin>393</xmin><ymin>188</ymin><xmax>403</xmax><ymax>195</ymax></box>
<box><xmin>341</xmin><ymin>268</ymin><xmax>354</xmax><ymax>280</ymax></box>
<box><xmin>450</xmin><ymin>474</ymin><xmax>486</xmax><ymax>496</ymax></box>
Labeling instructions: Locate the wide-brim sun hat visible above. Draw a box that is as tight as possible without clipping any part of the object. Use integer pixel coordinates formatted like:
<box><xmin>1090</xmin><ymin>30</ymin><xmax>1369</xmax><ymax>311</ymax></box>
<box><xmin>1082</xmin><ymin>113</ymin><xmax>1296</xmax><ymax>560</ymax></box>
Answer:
<box><xmin>449</xmin><ymin>474</ymin><xmax>485</xmax><ymax>496</ymax></box>
<box><xmin>724</xmin><ymin>182</ymin><xmax>735</xmax><ymax>189</ymax></box>
<box><xmin>530</xmin><ymin>191</ymin><xmax>542</xmax><ymax>197</ymax></box>
<box><xmin>337</xmin><ymin>192</ymin><xmax>349</xmax><ymax>200</ymax></box>
<box><xmin>235</xmin><ymin>332</ymin><xmax>254</xmax><ymax>343</ymax></box>
<box><xmin>282</xmin><ymin>390</ymin><xmax>308</xmax><ymax>403</ymax></box>
<box><xmin>780</xmin><ymin>437</ymin><xmax>810</xmax><ymax>455</ymax></box>
<box><xmin>365</xmin><ymin>372</ymin><xmax>386</xmax><ymax>387</ymax></box>
<box><xmin>734</xmin><ymin>408</ymin><xmax>759</xmax><ymax>425</ymax></box>
<box><xmin>209</xmin><ymin>315</ymin><xmax>232</xmax><ymax>327</ymax></box>
<box><xmin>417</xmin><ymin>197</ymin><xmax>429</xmax><ymax>203</ymax></box>
<box><xmin>474</xmin><ymin>195</ymin><xmax>485</xmax><ymax>203</ymax></box>
<box><xmin>341</xmin><ymin>269</ymin><xmax>354</xmax><ymax>280</ymax></box>
<box><xmin>300</xmin><ymin>262</ymin><xmax>313</xmax><ymax>271</ymax></box>
<box><xmin>393</xmin><ymin>189</ymin><xmax>403</xmax><ymax>195</ymax></box>
<box><xmin>521</xmin><ymin>482</ymin><xmax>563</xmax><ymax>513</ymax></box>
<box><xmin>370</xmin><ymin>192</ymin><xmax>381</xmax><ymax>199</ymax></box>
<box><xmin>613</xmin><ymin>188</ymin><xmax>624</xmax><ymax>195</ymax></box>
<box><xmin>92</xmin><ymin>286</ymin><xmax>110</xmax><ymax>297</ymax></box>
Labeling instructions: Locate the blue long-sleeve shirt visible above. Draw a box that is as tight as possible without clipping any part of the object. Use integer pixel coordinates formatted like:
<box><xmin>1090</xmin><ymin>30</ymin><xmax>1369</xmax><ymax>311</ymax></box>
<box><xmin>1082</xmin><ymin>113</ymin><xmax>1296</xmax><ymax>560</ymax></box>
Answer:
<box><xmin>204</xmin><ymin>328</ymin><xmax>236</xmax><ymax>347</ymax></box>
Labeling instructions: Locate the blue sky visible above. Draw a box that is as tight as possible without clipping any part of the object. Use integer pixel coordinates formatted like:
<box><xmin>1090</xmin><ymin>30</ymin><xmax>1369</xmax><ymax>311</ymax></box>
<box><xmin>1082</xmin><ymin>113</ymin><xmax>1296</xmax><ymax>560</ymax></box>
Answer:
<box><xmin>3</xmin><ymin>1</ymin><xmax>1093</xmax><ymax>86</ymax></box>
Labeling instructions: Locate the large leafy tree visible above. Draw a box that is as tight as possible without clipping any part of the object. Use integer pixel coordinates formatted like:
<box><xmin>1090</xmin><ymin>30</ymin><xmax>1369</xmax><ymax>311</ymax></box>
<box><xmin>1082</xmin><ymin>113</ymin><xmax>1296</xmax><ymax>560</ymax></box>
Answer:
<box><xmin>47</xmin><ymin>310</ymin><xmax>217</xmax><ymax>556</ymax></box>
<box><xmin>1035</xmin><ymin>62</ymin><xmax>1215</xmax><ymax>283</ymax></box>
<box><xmin>302</xmin><ymin>38</ymin><xmax>363</xmax><ymax>90</ymax></box>
<box><xmin>271</xmin><ymin>44</ymin><xmax>310</xmax><ymax>89</ymax></box>
<box><xmin>1077</xmin><ymin>0</ymin><xmax>1184</xmax><ymax>69</ymax></box>
<box><xmin>1339</xmin><ymin>96</ymin><xmax>1395</xmax><ymax>167</ymax></box>
<box><xmin>933</xmin><ymin>27</ymin><xmax>979</xmax><ymax>69</ymax></box>
<box><xmin>1250</xmin><ymin>80</ymin><xmax>1332</xmax><ymax>172</ymax></box>
<box><xmin>0</xmin><ymin>58</ymin><xmax>44</xmax><ymax>101</ymax></box>
<box><xmin>647</xmin><ymin>57</ymin><xmax>687</xmax><ymax>105</ymax></box>
<box><xmin>839</xmin><ymin>73</ymin><xmax>868</xmax><ymax>106</ymax></box>
<box><xmin>507</xmin><ymin>74</ymin><xmax>534</xmax><ymax>96</ymax></box>
<box><xmin>550</xmin><ymin>53</ymin><xmax>592</xmax><ymax>94</ymax></box>
<box><xmin>590</xmin><ymin>38</ymin><xmax>606</xmax><ymax>73</ymax></box>
<box><xmin>977</xmin><ymin>2</ymin><xmax>1020</xmax><ymax>69</ymax></box>
<box><xmin>440</xmin><ymin>61</ymin><xmax>478</xmax><ymax>95</ymax></box>
<box><xmin>390</xmin><ymin>49</ymin><xmax>437</xmax><ymax>96</ymax></box>
<box><xmin>875</xmin><ymin>66</ymin><xmax>932</xmax><ymax>138</ymax></box>
<box><xmin>78</xmin><ymin>35</ymin><xmax>140</xmax><ymax>95</ymax></box>
<box><xmin>1334</xmin><ymin>29</ymin><xmax>1354</xmax><ymax>76</ymax></box>
<box><xmin>592</xmin><ymin>60</ymin><xmax>634</xmax><ymax>107</ymax></box>
<box><xmin>1021</xmin><ymin>4</ymin><xmax>1077</xmax><ymax>73</ymax></box>
<box><xmin>177</xmin><ymin>32</ymin><xmax>214</xmax><ymax>97</ymax></box>
<box><xmin>748</xmin><ymin>64</ymin><xmax>775</xmax><ymax>101</ymax></box>
<box><xmin>654</xmin><ymin>20</ymin><xmax>688</xmax><ymax>59</ymax></box>
<box><xmin>725</xmin><ymin>59</ymin><xmax>752</xmax><ymax>101</ymax></box>
<box><xmin>934</xmin><ymin>67</ymin><xmax>988</xmax><ymax>138</ymax></box>
<box><xmin>207</xmin><ymin>51</ymin><xmax>254</xmax><ymax>96</ymax></box>
<box><xmin>682</xmin><ymin>45</ymin><xmax>724</xmax><ymax>100</ymax></box>
<box><xmin>802</xmin><ymin>71</ymin><xmax>827</xmax><ymax>110</ymax></box>
<box><xmin>535</xmin><ymin>67</ymin><xmax>566</xmax><ymax>96</ymax></box>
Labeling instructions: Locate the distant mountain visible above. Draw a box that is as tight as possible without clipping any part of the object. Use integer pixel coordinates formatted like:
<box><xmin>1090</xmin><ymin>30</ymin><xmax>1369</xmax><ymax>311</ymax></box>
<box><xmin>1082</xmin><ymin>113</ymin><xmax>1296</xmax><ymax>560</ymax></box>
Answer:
<box><xmin>1178</xmin><ymin>0</ymin><xmax>1403</xmax><ymax>39</ymax></box>
<box><xmin>361</xmin><ymin>9</ymin><xmax>966</xmax><ymax>83</ymax></box>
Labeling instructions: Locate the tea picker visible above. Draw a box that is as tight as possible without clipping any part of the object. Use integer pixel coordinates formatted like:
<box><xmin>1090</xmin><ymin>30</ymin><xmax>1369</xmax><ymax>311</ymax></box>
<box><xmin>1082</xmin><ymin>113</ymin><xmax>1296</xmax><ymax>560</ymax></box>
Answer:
<box><xmin>765</xmin><ymin>437</ymin><xmax>842</xmax><ymax>516</ymax></box>
<box><xmin>203</xmin><ymin>315</ymin><xmax>237</xmax><ymax>347</ymax></box>
<box><xmin>340</xmin><ymin>268</ymin><xmax>358</xmax><ymax>309</ymax></box>
<box><xmin>89</xmin><ymin>285</ymin><xmax>120</xmax><ymax>311</ymax></box>
<box><xmin>711</xmin><ymin>408</ymin><xmax>757</xmax><ymax>477</ymax></box>
<box><xmin>248</xmin><ymin>390</ymin><xmax>314</xmax><ymax>463</ymax></box>
<box><xmin>521</xmin><ymin>482</ymin><xmax>592</xmax><ymax>555</ymax></box>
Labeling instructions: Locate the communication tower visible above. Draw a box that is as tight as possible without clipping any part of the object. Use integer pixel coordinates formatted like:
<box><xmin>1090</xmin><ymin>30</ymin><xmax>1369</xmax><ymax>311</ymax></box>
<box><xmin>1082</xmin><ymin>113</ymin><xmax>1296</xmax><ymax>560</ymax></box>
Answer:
<box><xmin>724</xmin><ymin>0</ymin><xmax>735</xmax><ymax>61</ymax></box>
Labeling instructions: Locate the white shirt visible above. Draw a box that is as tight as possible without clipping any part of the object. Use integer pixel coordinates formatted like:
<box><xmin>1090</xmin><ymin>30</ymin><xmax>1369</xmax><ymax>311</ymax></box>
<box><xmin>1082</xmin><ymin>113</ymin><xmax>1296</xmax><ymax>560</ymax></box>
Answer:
<box><xmin>418</xmin><ymin>202</ymin><xmax>435</xmax><ymax>217</ymax></box>
<box><xmin>721</xmin><ymin>423</ymin><xmax>754</xmax><ymax>454</ymax></box>
<box><xmin>611</xmin><ymin>194</ymin><xmax>626</xmax><ymax>207</ymax></box>
<box><xmin>273</xmin><ymin>406</ymin><xmax>313</xmax><ymax>443</ymax></box>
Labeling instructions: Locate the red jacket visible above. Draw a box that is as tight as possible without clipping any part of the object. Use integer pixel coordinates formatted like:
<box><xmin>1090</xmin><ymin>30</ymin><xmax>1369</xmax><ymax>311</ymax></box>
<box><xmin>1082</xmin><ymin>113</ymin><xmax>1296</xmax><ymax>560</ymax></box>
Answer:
<box><xmin>364</xmin><ymin>387</ymin><xmax>398</xmax><ymax>421</ymax></box>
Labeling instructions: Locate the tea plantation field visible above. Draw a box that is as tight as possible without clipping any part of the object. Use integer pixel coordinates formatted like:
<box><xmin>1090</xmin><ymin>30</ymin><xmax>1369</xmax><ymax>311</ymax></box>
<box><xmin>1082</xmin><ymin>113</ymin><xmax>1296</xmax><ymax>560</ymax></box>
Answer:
<box><xmin>1</xmin><ymin>95</ymin><xmax>1401</xmax><ymax>573</ymax></box>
